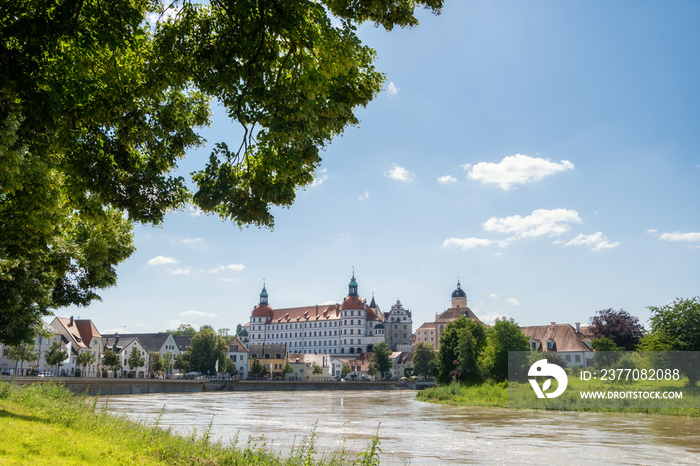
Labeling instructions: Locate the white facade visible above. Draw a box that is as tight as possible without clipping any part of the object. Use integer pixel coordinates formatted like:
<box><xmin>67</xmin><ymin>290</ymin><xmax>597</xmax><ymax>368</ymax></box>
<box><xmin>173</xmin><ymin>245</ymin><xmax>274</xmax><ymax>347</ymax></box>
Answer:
<box><xmin>248</xmin><ymin>274</ymin><xmax>385</xmax><ymax>356</ymax></box>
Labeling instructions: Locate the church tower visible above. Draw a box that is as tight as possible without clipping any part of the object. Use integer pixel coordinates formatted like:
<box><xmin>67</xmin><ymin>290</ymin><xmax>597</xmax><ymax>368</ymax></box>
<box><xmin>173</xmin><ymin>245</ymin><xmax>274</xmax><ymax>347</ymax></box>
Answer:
<box><xmin>451</xmin><ymin>280</ymin><xmax>467</xmax><ymax>309</ymax></box>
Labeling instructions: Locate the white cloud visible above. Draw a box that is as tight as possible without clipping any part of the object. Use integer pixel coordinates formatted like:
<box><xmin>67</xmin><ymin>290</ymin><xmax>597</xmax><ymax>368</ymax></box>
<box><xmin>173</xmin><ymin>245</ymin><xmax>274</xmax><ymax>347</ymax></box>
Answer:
<box><xmin>168</xmin><ymin>267</ymin><xmax>191</xmax><ymax>275</ymax></box>
<box><xmin>179</xmin><ymin>310</ymin><xmax>218</xmax><ymax>318</ymax></box>
<box><xmin>482</xmin><ymin>208</ymin><xmax>582</xmax><ymax>238</ymax></box>
<box><xmin>442</xmin><ymin>237</ymin><xmax>512</xmax><ymax>250</ymax></box>
<box><xmin>217</xmin><ymin>277</ymin><xmax>239</xmax><ymax>283</ymax></box>
<box><xmin>490</xmin><ymin>293</ymin><xmax>499</xmax><ymax>298</ymax></box>
<box><xmin>147</xmin><ymin>8</ymin><xmax>178</xmax><ymax>26</ymax></box>
<box><xmin>647</xmin><ymin>229</ymin><xmax>658</xmax><ymax>234</ymax></box>
<box><xmin>507</xmin><ymin>298</ymin><xmax>520</xmax><ymax>306</ymax></box>
<box><xmin>147</xmin><ymin>255</ymin><xmax>179</xmax><ymax>266</ymax></box>
<box><xmin>438</xmin><ymin>175</ymin><xmax>458</xmax><ymax>184</ymax></box>
<box><xmin>386</xmin><ymin>164</ymin><xmax>415</xmax><ymax>182</ymax></box>
<box><xmin>188</xmin><ymin>205</ymin><xmax>204</xmax><ymax>217</ymax></box>
<box><xmin>564</xmin><ymin>232</ymin><xmax>621</xmax><ymax>251</ymax></box>
<box><xmin>310</xmin><ymin>169</ymin><xmax>328</xmax><ymax>188</ymax></box>
<box><xmin>387</xmin><ymin>82</ymin><xmax>399</xmax><ymax>95</ymax></box>
<box><xmin>476</xmin><ymin>311</ymin><xmax>510</xmax><ymax>326</ymax></box>
<box><xmin>181</xmin><ymin>238</ymin><xmax>204</xmax><ymax>244</ymax></box>
<box><xmin>205</xmin><ymin>263</ymin><xmax>246</xmax><ymax>274</ymax></box>
<box><xmin>358</xmin><ymin>191</ymin><xmax>370</xmax><ymax>201</ymax></box>
<box><xmin>467</xmin><ymin>154</ymin><xmax>574</xmax><ymax>190</ymax></box>
<box><xmin>459</xmin><ymin>163</ymin><xmax>472</xmax><ymax>171</ymax></box>
<box><xmin>659</xmin><ymin>231</ymin><xmax>700</xmax><ymax>243</ymax></box>
<box><xmin>442</xmin><ymin>237</ymin><xmax>496</xmax><ymax>249</ymax></box>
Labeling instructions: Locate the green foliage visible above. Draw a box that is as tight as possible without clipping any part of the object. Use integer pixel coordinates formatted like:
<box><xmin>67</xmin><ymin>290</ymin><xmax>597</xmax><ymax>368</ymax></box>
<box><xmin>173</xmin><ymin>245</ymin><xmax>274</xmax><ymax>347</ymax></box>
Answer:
<box><xmin>251</xmin><ymin>358</ymin><xmax>264</xmax><ymax>378</ymax></box>
<box><xmin>127</xmin><ymin>346</ymin><xmax>146</xmax><ymax>372</ymax></box>
<box><xmin>283</xmin><ymin>361</ymin><xmax>294</xmax><ymax>375</ymax></box>
<box><xmin>341</xmin><ymin>363</ymin><xmax>351</xmax><ymax>378</ymax></box>
<box><xmin>162</xmin><ymin>351</ymin><xmax>174</xmax><ymax>375</ymax></box>
<box><xmin>413</xmin><ymin>342</ymin><xmax>436</xmax><ymax>379</ymax></box>
<box><xmin>644</xmin><ymin>297</ymin><xmax>700</xmax><ymax>386</ymax></box>
<box><xmin>0</xmin><ymin>0</ymin><xmax>442</xmax><ymax>346</ymax></box>
<box><xmin>435</xmin><ymin>317</ymin><xmax>486</xmax><ymax>385</ymax></box>
<box><xmin>45</xmin><ymin>341</ymin><xmax>67</xmax><ymax>371</ymax></box>
<box><xmin>481</xmin><ymin>318</ymin><xmax>530</xmax><ymax>382</ymax></box>
<box><xmin>312</xmin><ymin>364</ymin><xmax>323</xmax><ymax>375</ymax></box>
<box><xmin>0</xmin><ymin>381</ymin><xmax>389</xmax><ymax>464</ymax></box>
<box><xmin>75</xmin><ymin>351</ymin><xmax>96</xmax><ymax>375</ymax></box>
<box><xmin>102</xmin><ymin>348</ymin><xmax>121</xmax><ymax>376</ymax></box>
<box><xmin>150</xmin><ymin>352</ymin><xmax>164</xmax><ymax>374</ymax></box>
<box><xmin>8</xmin><ymin>342</ymin><xmax>38</xmax><ymax>371</ymax></box>
<box><xmin>369</xmin><ymin>341</ymin><xmax>392</xmax><ymax>380</ymax></box>
<box><xmin>173</xmin><ymin>352</ymin><xmax>190</xmax><ymax>372</ymax></box>
<box><xmin>183</xmin><ymin>327</ymin><xmax>228</xmax><ymax>375</ymax></box>
<box><xmin>166</xmin><ymin>324</ymin><xmax>197</xmax><ymax>337</ymax></box>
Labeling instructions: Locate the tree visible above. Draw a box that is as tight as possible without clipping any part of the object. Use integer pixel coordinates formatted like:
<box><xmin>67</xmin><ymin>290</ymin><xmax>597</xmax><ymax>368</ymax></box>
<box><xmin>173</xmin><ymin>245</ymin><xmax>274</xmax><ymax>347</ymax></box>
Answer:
<box><xmin>235</xmin><ymin>324</ymin><xmax>243</xmax><ymax>337</ymax></box>
<box><xmin>127</xmin><ymin>346</ymin><xmax>145</xmax><ymax>375</ymax></box>
<box><xmin>184</xmin><ymin>328</ymin><xmax>228</xmax><ymax>375</ymax></box>
<box><xmin>589</xmin><ymin>308</ymin><xmax>645</xmax><ymax>351</ymax></box>
<box><xmin>174</xmin><ymin>352</ymin><xmax>191</xmax><ymax>373</ymax></box>
<box><xmin>282</xmin><ymin>361</ymin><xmax>294</xmax><ymax>379</ymax></box>
<box><xmin>45</xmin><ymin>341</ymin><xmax>68</xmax><ymax>376</ymax></box>
<box><xmin>103</xmin><ymin>348</ymin><xmax>121</xmax><ymax>377</ymax></box>
<box><xmin>75</xmin><ymin>351</ymin><xmax>96</xmax><ymax>377</ymax></box>
<box><xmin>367</xmin><ymin>363</ymin><xmax>377</xmax><ymax>379</ymax></box>
<box><xmin>312</xmin><ymin>364</ymin><xmax>324</xmax><ymax>375</ymax></box>
<box><xmin>641</xmin><ymin>297</ymin><xmax>700</xmax><ymax>386</ymax></box>
<box><xmin>435</xmin><ymin>317</ymin><xmax>487</xmax><ymax>385</ymax></box>
<box><xmin>9</xmin><ymin>342</ymin><xmax>38</xmax><ymax>375</ymax></box>
<box><xmin>341</xmin><ymin>363</ymin><xmax>351</xmax><ymax>379</ymax></box>
<box><xmin>251</xmin><ymin>358</ymin><xmax>264</xmax><ymax>379</ymax></box>
<box><xmin>413</xmin><ymin>342</ymin><xmax>436</xmax><ymax>379</ymax></box>
<box><xmin>481</xmin><ymin>318</ymin><xmax>530</xmax><ymax>382</ymax></box>
<box><xmin>167</xmin><ymin>324</ymin><xmax>197</xmax><ymax>337</ymax></box>
<box><xmin>218</xmin><ymin>328</ymin><xmax>231</xmax><ymax>340</ymax></box>
<box><xmin>150</xmin><ymin>352</ymin><xmax>164</xmax><ymax>375</ymax></box>
<box><xmin>163</xmin><ymin>351</ymin><xmax>174</xmax><ymax>376</ymax></box>
<box><xmin>1</xmin><ymin>0</ymin><xmax>442</xmax><ymax>346</ymax></box>
<box><xmin>370</xmin><ymin>341</ymin><xmax>392</xmax><ymax>380</ymax></box>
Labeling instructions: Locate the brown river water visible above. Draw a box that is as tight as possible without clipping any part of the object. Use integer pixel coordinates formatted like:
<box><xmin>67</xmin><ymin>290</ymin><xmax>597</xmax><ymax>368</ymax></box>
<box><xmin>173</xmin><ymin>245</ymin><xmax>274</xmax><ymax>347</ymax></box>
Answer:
<box><xmin>100</xmin><ymin>390</ymin><xmax>700</xmax><ymax>464</ymax></box>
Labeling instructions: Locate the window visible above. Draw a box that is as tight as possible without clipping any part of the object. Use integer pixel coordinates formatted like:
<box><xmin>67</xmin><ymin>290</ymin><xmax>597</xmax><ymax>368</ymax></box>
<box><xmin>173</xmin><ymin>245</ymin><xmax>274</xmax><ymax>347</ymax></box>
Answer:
<box><xmin>575</xmin><ymin>354</ymin><xmax>581</xmax><ymax>362</ymax></box>
<box><xmin>546</xmin><ymin>340</ymin><xmax>554</xmax><ymax>350</ymax></box>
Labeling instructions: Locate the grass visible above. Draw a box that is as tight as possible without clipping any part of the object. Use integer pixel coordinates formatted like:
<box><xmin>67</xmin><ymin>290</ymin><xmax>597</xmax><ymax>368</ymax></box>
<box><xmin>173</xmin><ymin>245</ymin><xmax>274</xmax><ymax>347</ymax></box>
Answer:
<box><xmin>415</xmin><ymin>380</ymin><xmax>508</xmax><ymax>407</ymax></box>
<box><xmin>416</xmin><ymin>377</ymin><xmax>700</xmax><ymax>416</ymax></box>
<box><xmin>0</xmin><ymin>381</ymin><xmax>382</xmax><ymax>465</ymax></box>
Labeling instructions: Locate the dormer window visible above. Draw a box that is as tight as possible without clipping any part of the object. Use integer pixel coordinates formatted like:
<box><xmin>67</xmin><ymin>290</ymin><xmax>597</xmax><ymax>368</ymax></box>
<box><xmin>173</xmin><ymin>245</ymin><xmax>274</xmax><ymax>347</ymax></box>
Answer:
<box><xmin>546</xmin><ymin>339</ymin><xmax>554</xmax><ymax>350</ymax></box>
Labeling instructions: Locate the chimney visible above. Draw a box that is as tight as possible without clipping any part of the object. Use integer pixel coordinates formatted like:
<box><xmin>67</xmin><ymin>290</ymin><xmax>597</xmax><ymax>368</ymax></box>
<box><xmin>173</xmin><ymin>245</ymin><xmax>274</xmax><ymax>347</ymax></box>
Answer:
<box><xmin>69</xmin><ymin>316</ymin><xmax>74</xmax><ymax>327</ymax></box>
<box><xmin>550</xmin><ymin>322</ymin><xmax>556</xmax><ymax>326</ymax></box>
<box><xmin>575</xmin><ymin>322</ymin><xmax>581</xmax><ymax>333</ymax></box>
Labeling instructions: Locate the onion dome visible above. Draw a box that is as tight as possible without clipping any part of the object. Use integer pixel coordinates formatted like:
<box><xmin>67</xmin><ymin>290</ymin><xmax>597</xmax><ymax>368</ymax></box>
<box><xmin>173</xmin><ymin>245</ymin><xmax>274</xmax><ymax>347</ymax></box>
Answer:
<box><xmin>452</xmin><ymin>280</ymin><xmax>467</xmax><ymax>299</ymax></box>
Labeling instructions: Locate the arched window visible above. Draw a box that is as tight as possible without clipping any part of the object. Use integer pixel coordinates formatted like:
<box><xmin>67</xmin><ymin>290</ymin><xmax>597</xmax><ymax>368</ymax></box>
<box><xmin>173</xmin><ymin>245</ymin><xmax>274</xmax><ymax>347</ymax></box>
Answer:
<box><xmin>349</xmin><ymin>348</ymin><xmax>355</xmax><ymax>354</ymax></box>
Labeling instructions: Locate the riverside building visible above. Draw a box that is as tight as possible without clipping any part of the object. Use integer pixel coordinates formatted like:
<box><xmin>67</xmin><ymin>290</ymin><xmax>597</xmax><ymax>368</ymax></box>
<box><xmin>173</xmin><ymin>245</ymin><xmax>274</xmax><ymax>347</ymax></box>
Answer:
<box><xmin>247</xmin><ymin>273</ymin><xmax>386</xmax><ymax>356</ymax></box>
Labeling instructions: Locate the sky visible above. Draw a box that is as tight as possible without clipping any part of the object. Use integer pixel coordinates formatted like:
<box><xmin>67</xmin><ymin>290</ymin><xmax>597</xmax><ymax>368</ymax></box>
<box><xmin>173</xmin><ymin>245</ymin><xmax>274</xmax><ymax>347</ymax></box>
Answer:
<box><xmin>64</xmin><ymin>0</ymin><xmax>700</xmax><ymax>335</ymax></box>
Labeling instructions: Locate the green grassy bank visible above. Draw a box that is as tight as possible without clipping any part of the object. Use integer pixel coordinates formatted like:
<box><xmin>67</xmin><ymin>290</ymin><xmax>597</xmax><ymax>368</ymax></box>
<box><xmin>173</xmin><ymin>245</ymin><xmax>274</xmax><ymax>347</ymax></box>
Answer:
<box><xmin>416</xmin><ymin>379</ymin><xmax>700</xmax><ymax>416</ymax></box>
<box><xmin>0</xmin><ymin>381</ymin><xmax>380</xmax><ymax>465</ymax></box>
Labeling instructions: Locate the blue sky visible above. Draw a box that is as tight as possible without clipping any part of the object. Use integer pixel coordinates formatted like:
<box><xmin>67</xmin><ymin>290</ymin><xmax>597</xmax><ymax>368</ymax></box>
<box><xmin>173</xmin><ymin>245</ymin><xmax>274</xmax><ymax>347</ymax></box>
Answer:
<box><xmin>65</xmin><ymin>0</ymin><xmax>699</xmax><ymax>335</ymax></box>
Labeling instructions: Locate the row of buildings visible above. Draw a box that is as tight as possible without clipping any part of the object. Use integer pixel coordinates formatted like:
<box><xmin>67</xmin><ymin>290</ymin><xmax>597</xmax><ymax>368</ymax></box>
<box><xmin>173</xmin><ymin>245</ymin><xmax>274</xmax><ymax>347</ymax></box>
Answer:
<box><xmin>243</xmin><ymin>273</ymin><xmax>595</xmax><ymax>369</ymax></box>
<box><xmin>1</xmin><ymin>273</ymin><xmax>596</xmax><ymax>378</ymax></box>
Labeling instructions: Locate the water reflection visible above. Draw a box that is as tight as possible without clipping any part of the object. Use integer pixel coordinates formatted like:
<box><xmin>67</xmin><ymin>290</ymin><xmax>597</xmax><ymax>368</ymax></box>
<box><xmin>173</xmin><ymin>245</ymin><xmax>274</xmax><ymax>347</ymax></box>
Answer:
<box><xmin>100</xmin><ymin>390</ymin><xmax>700</xmax><ymax>464</ymax></box>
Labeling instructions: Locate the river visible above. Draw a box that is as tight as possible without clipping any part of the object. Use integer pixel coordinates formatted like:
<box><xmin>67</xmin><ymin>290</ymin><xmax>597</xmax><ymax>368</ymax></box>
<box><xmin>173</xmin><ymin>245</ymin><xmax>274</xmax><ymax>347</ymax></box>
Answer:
<box><xmin>100</xmin><ymin>390</ymin><xmax>700</xmax><ymax>464</ymax></box>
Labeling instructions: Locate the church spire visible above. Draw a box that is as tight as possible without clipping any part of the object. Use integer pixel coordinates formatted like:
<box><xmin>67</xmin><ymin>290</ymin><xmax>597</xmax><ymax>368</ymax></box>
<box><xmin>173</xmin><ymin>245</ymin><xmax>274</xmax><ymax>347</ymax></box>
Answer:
<box><xmin>259</xmin><ymin>281</ymin><xmax>269</xmax><ymax>305</ymax></box>
<box><xmin>348</xmin><ymin>269</ymin><xmax>358</xmax><ymax>297</ymax></box>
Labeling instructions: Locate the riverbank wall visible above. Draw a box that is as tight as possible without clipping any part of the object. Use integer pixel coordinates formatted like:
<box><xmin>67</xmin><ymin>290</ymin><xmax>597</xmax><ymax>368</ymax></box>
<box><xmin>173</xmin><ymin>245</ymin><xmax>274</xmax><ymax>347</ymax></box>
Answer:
<box><xmin>1</xmin><ymin>377</ymin><xmax>398</xmax><ymax>396</ymax></box>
